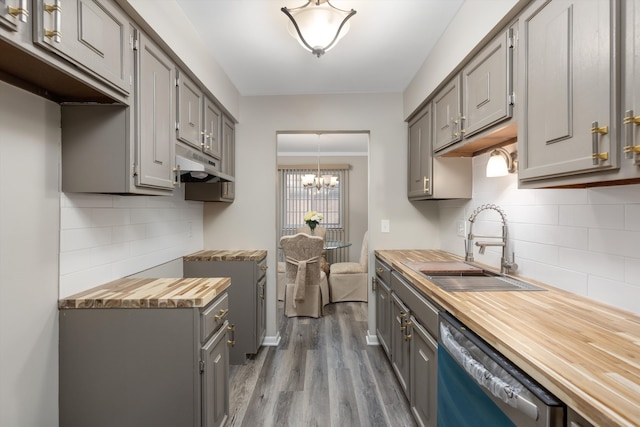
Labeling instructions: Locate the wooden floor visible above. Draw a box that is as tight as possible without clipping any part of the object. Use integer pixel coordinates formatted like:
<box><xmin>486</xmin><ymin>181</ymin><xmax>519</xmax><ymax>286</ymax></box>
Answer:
<box><xmin>227</xmin><ymin>302</ymin><xmax>416</xmax><ymax>427</ymax></box>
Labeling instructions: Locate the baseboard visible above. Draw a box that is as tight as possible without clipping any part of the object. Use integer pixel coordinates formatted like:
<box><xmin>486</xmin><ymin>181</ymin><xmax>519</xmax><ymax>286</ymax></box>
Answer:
<box><xmin>262</xmin><ymin>333</ymin><xmax>281</xmax><ymax>347</ymax></box>
<box><xmin>366</xmin><ymin>330</ymin><xmax>379</xmax><ymax>346</ymax></box>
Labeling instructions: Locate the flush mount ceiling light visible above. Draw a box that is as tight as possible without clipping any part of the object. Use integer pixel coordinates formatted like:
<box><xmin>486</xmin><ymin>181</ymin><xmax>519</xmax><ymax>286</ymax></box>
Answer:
<box><xmin>486</xmin><ymin>147</ymin><xmax>518</xmax><ymax>177</ymax></box>
<box><xmin>281</xmin><ymin>0</ymin><xmax>357</xmax><ymax>58</ymax></box>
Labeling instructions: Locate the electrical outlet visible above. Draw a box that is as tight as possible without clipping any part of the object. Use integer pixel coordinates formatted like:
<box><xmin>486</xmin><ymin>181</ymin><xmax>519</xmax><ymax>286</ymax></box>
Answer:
<box><xmin>381</xmin><ymin>219</ymin><xmax>390</xmax><ymax>233</ymax></box>
<box><xmin>456</xmin><ymin>220</ymin><xmax>466</xmax><ymax>237</ymax></box>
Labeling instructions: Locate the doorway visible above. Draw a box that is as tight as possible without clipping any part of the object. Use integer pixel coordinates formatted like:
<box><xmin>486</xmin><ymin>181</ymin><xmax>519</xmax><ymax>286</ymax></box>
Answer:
<box><xmin>276</xmin><ymin>132</ymin><xmax>369</xmax><ymax>321</ymax></box>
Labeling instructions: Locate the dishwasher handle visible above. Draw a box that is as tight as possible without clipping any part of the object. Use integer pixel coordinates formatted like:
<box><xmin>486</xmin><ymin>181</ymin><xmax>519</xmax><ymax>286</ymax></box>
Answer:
<box><xmin>440</xmin><ymin>323</ymin><xmax>539</xmax><ymax>421</ymax></box>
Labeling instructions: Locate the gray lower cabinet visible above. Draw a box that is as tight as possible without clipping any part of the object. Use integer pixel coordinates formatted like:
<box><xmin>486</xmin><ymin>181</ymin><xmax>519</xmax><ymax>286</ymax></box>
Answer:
<box><xmin>410</xmin><ymin>315</ymin><xmax>438</xmax><ymax>427</ymax></box>
<box><xmin>184</xmin><ymin>254</ymin><xmax>267</xmax><ymax>365</ymax></box>
<box><xmin>375</xmin><ymin>257</ymin><xmax>392</xmax><ymax>357</ymax></box>
<box><xmin>386</xmin><ymin>269</ymin><xmax>440</xmax><ymax>427</ymax></box>
<box><xmin>391</xmin><ymin>291</ymin><xmax>411</xmax><ymax>399</ymax></box>
<box><xmin>59</xmin><ymin>292</ymin><xmax>230</xmax><ymax>427</ymax></box>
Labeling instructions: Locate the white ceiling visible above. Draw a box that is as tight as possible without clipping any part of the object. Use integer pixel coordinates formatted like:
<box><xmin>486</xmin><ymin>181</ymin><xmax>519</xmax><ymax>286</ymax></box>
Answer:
<box><xmin>174</xmin><ymin>0</ymin><xmax>465</xmax><ymax>97</ymax></box>
<box><xmin>277</xmin><ymin>132</ymin><xmax>369</xmax><ymax>156</ymax></box>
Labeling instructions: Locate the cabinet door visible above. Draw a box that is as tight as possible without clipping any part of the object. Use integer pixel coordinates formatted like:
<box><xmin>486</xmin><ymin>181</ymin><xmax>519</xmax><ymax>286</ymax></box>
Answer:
<box><xmin>623</xmin><ymin>0</ymin><xmax>640</xmax><ymax>166</ymax></box>
<box><xmin>410</xmin><ymin>317</ymin><xmax>437</xmax><ymax>427</ymax></box>
<box><xmin>518</xmin><ymin>0</ymin><xmax>616</xmax><ymax>182</ymax></box>
<box><xmin>204</xmin><ymin>97</ymin><xmax>222</xmax><ymax>159</ymax></box>
<box><xmin>408</xmin><ymin>105</ymin><xmax>432</xmax><ymax>199</ymax></box>
<box><xmin>136</xmin><ymin>31</ymin><xmax>175</xmax><ymax>190</ymax></box>
<box><xmin>462</xmin><ymin>28</ymin><xmax>512</xmax><ymax>138</ymax></box>
<box><xmin>222</xmin><ymin>115</ymin><xmax>235</xmax><ymax>177</ymax></box>
<box><xmin>256</xmin><ymin>276</ymin><xmax>266</xmax><ymax>350</ymax></box>
<box><xmin>391</xmin><ymin>293</ymin><xmax>411</xmax><ymax>399</ymax></box>
<box><xmin>201</xmin><ymin>320</ymin><xmax>230</xmax><ymax>427</ymax></box>
<box><xmin>34</xmin><ymin>0</ymin><xmax>131</xmax><ymax>94</ymax></box>
<box><xmin>433</xmin><ymin>75</ymin><xmax>462</xmax><ymax>152</ymax></box>
<box><xmin>0</xmin><ymin>0</ymin><xmax>29</xmax><ymax>38</ymax></box>
<box><xmin>177</xmin><ymin>71</ymin><xmax>203</xmax><ymax>151</ymax></box>
<box><xmin>375</xmin><ymin>277</ymin><xmax>392</xmax><ymax>358</ymax></box>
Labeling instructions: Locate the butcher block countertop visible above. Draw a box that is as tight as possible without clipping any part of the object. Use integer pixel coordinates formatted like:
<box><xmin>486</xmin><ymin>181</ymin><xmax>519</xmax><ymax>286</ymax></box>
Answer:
<box><xmin>184</xmin><ymin>249</ymin><xmax>267</xmax><ymax>262</ymax></box>
<box><xmin>59</xmin><ymin>277</ymin><xmax>230</xmax><ymax>309</ymax></box>
<box><xmin>376</xmin><ymin>249</ymin><xmax>640</xmax><ymax>427</ymax></box>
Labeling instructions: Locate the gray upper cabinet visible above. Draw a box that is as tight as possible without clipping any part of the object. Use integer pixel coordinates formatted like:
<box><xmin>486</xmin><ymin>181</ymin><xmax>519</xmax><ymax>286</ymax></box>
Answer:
<box><xmin>204</xmin><ymin>97</ymin><xmax>222</xmax><ymax>159</ymax></box>
<box><xmin>462</xmin><ymin>27</ymin><xmax>513</xmax><ymax>139</ymax></box>
<box><xmin>176</xmin><ymin>71</ymin><xmax>204</xmax><ymax>151</ymax></box>
<box><xmin>517</xmin><ymin>0</ymin><xmax>617</xmax><ymax>185</ymax></box>
<box><xmin>623</xmin><ymin>0</ymin><xmax>640</xmax><ymax>168</ymax></box>
<box><xmin>408</xmin><ymin>103</ymin><xmax>472</xmax><ymax>200</ymax></box>
<box><xmin>408</xmin><ymin>104</ymin><xmax>433</xmax><ymax>198</ymax></box>
<box><xmin>0</xmin><ymin>0</ymin><xmax>30</xmax><ymax>39</ymax></box>
<box><xmin>61</xmin><ymin>28</ymin><xmax>176</xmax><ymax>195</ymax></box>
<box><xmin>433</xmin><ymin>76</ymin><xmax>462</xmax><ymax>152</ymax></box>
<box><xmin>33</xmin><ymin>0</ymin><xmax>132</xmax><ymax>95</ymax></box>
<box><xmin>136</xmin><ymin>30</ymin><xmax>176</xmax><ymax>190</ymax></box>
<box><xmin>177</xmin><ymin>71</ymin><xmax>222</xmax><ymax>161</ymax></box>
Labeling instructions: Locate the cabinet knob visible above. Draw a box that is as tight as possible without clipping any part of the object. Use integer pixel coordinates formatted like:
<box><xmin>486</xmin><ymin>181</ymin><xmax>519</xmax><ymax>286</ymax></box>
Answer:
<box><xmin>260</xmin><ymin>265</ymin><xmax>268</xmax><ymax>271</ymax></box>
<box><xmin>376</xmin><ymin>267</ymin><xmax>384</xmax><ymax>274</ymax></box>
<box><xmin>404</xmin><ymin>334</ymin><xmax>413</xmax><ymax>341</ymax></box>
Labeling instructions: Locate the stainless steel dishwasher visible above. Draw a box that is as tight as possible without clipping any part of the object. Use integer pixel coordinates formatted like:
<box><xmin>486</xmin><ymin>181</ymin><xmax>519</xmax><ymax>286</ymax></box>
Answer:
<box><xmin>437</xmin><ymin>312</ymin><xmax>565</xmax><ymax>427</ymax></box>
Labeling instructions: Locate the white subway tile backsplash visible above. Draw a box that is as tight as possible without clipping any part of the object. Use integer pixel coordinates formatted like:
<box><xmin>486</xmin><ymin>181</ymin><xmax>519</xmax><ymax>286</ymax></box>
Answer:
<box><xmin>59</xmin><ymin>188</ymin><xmax>204</xmax><ymax>297</ymax></box>
<box><xmin>588</xmin><ymin>276</ymin><xmax>640</xmax><ymax>314</ymax></box>
<box><xmin>625</xmin><ymin>204</ymin><xmax>640</xmax><ymax>231</ymax></box>
<box><xmin>439</xmin><ymin>151</ymin><xmax>640</xmax><ymax>314</ymax></box>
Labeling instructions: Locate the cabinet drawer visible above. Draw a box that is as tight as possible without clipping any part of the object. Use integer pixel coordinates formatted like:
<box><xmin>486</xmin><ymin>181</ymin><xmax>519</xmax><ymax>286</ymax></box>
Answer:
<box><xmin>391</xmin><ymin>272</ymin><xmax>440</xmax><ymax>337</ymax></box>
<box><xmin>375</xmin><ymin>258</ymin><xmax>391</xmax><ymax>285</ymax></box>
<box><xmin>201</xmin><ymin>292</ymin><xmax>229</xmax><ymax>343</ymax></box>
<box><xmin>257</xmin><ymin>257</ymin><xmax>267</xmax><ymax>281</ymax></box>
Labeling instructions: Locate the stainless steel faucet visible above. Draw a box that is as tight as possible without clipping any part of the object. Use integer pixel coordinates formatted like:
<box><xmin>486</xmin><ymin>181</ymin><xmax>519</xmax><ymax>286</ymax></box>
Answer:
<box><xmin>464</xmin><ymin>204</ymin><xmax>518</xmax><ymax>274</ymax></box>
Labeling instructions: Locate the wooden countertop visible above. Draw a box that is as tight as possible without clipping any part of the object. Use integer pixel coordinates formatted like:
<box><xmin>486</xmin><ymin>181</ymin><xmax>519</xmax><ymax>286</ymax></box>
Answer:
<box><xmin>375</xmin><ymin>249</ymin><xmax>640</xmax><ymax>427</ymax></box>
<box><xmin>59</xmin><ymin>277</ymin><xmax>230</xmax><ymax>309</ymax></box>
<box><xmin>184</xmin><ymin>249</ymin><xmax>267</xmax><ymax>262</ymax></box>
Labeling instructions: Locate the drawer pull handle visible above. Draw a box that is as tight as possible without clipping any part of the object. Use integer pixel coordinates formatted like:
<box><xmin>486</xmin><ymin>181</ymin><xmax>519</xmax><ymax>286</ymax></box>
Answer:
<box><xmin>623</xmin><ymin>110</ymin><xmax>640</xmax><ymax>159</ymax></box>
<box><xmin>8</xmin><ymin>0</ymin><xmax>29</xmax><ymax>23</ymax></box>
<box><xmin>376</xmin><ymin>267</ymin><xmax>384</xmax><ymax>274</ymax></box>
<box><xmin>226</xmin><ymin>324</ymin><xmax>235</xmax><ymax>346</ymax></box>
<box><xmin>214</xmin><ymin>308</ymin><xmax>229</xmax><ymax>321</ymax></box>
<box><xmin>404</xmin><ymin>334</ymin><xmax>413</xmax><ymax>341</ymax></box>
<box><xmin>400</xmin><ymin>312</ymin><xmax>408</xmax><ymax>319</ymax></box>
<box><xmin>260</xmin><ymin>265</ymin><xmax>268</xmax><ymax>271</ymax></box>
<box><xmin>591</xmin><ymin>121</ymin><xmax>609</xmax><ymax>165</ymax></box>
<box><xmin>44</xmin><ymin>0</ymin><xmax>62</xmax><ymax>43</ymax></box>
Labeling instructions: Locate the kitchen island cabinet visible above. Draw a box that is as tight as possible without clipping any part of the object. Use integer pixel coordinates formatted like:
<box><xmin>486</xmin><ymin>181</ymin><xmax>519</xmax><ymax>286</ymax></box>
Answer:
<box><xmin>375</xmin><ymin>249</ymin><xmax>640</xmax><ymax>427</ymax></box>
<box><xmin>184</xmin><ymin>250</ymin><xmax>267</xmax><ymax>365</ymax></box>
<box><xmin>59</xmin><ymin>277</ymin><xmax>231</xmax><ymax>427</ymax></box>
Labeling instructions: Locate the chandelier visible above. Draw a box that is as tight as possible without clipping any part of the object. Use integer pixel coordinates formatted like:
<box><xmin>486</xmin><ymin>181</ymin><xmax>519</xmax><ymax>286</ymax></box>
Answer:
<box><xmin>281</xmin><ymin>0</ymin><xmax>357</xmax><ymax>57</ymax></box>
<box><xmin>301</xmin><ymin>136</ymin><xmax>339</xmax><ymax>191</ymax></box>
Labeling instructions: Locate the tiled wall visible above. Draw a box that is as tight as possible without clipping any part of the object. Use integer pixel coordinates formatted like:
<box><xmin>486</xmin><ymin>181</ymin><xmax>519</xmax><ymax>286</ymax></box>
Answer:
<box><xmin>438</xmin><ymin>146</ymin><xmax>640</xmax><ymax>315</ymax></box>
<box><xmin>59</xmin><ymin>187</ymin><xmax>203</xmax><ymax>298</ymax></box>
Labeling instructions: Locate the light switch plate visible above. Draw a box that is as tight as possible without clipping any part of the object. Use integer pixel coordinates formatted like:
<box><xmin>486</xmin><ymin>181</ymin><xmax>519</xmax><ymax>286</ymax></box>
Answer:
<box><xmin>381</xmin><ymin>219</ymin><xmax>390</xmax><ymax>233</ymax></box>
<box><xmin>456</xmin><ymin>220</ymin><xmax>466</xmax><ymax>237</ymax></box>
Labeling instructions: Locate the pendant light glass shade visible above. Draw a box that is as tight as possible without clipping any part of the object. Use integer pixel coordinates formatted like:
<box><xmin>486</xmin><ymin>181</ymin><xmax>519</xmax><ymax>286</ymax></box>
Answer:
<box><xmin>281</xmin><ymin>1</ymin><xmax>356</xmax><ymax>57</ymax></box>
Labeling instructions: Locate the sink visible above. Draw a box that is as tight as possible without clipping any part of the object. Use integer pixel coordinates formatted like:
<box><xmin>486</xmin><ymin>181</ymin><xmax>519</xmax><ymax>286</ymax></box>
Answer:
<box><xmin>403</xmin><ymin>261</ymin><xmax>545</xmax><ymax>292</ymax></box>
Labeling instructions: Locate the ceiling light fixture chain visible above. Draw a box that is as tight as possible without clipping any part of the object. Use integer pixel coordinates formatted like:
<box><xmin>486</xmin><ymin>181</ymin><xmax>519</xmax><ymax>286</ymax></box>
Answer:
<box><xmin>281</xmin><ymin>0</ymin><xmax>357</xmax><ymax>57</ymax></box>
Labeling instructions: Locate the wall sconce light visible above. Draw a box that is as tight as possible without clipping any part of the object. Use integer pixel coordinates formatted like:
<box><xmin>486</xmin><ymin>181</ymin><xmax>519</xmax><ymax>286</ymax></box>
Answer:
<box><xmin>281</xmin><ymin>0</ymin><xmax>356</xmax><ymax>57</ymax></box>
<box><xmin>486</xmin><ymin>147</ymin><xmax>517</xmax><ymax>177</ymax></box>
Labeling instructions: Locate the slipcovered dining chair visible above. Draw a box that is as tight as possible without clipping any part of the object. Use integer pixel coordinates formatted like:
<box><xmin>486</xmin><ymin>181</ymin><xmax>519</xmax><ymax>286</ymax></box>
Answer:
<box><xmin>328</xmin><ymin>231</ymin><xmax>368</xmax><ymax>303</ymax></box>
<box><xmin>296</xmin><ymin>225</ymin><xmax>330</xmax><ymax>275</ymax></box>
<box><xmin>280</xmin><ymin>233</ymin><xmax>330</xmax><ymax>318</ymax></box>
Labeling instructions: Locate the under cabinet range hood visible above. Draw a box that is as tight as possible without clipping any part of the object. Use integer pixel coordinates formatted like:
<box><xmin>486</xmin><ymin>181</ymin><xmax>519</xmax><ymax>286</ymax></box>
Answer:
<box><xmin>175</xmin><ymin>145</ymin><xmax>234</xmax><ymax>183</ymax></box>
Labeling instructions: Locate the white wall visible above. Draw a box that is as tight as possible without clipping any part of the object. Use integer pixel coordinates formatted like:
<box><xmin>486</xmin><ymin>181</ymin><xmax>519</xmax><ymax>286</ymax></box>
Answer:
<box><xmin>0</xmin><ymin>82</ymin><xmax>59</xmax><ymax>427</ymax></box>
<box><xmin>203</xmin><ymin>93</ymin><xmax>441</xmax><ymax>340</ymax></box>
<box><xmin>438</xmin><ymin>145</ymin><xmax>640</xmax><ymax>315</ymax></box>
